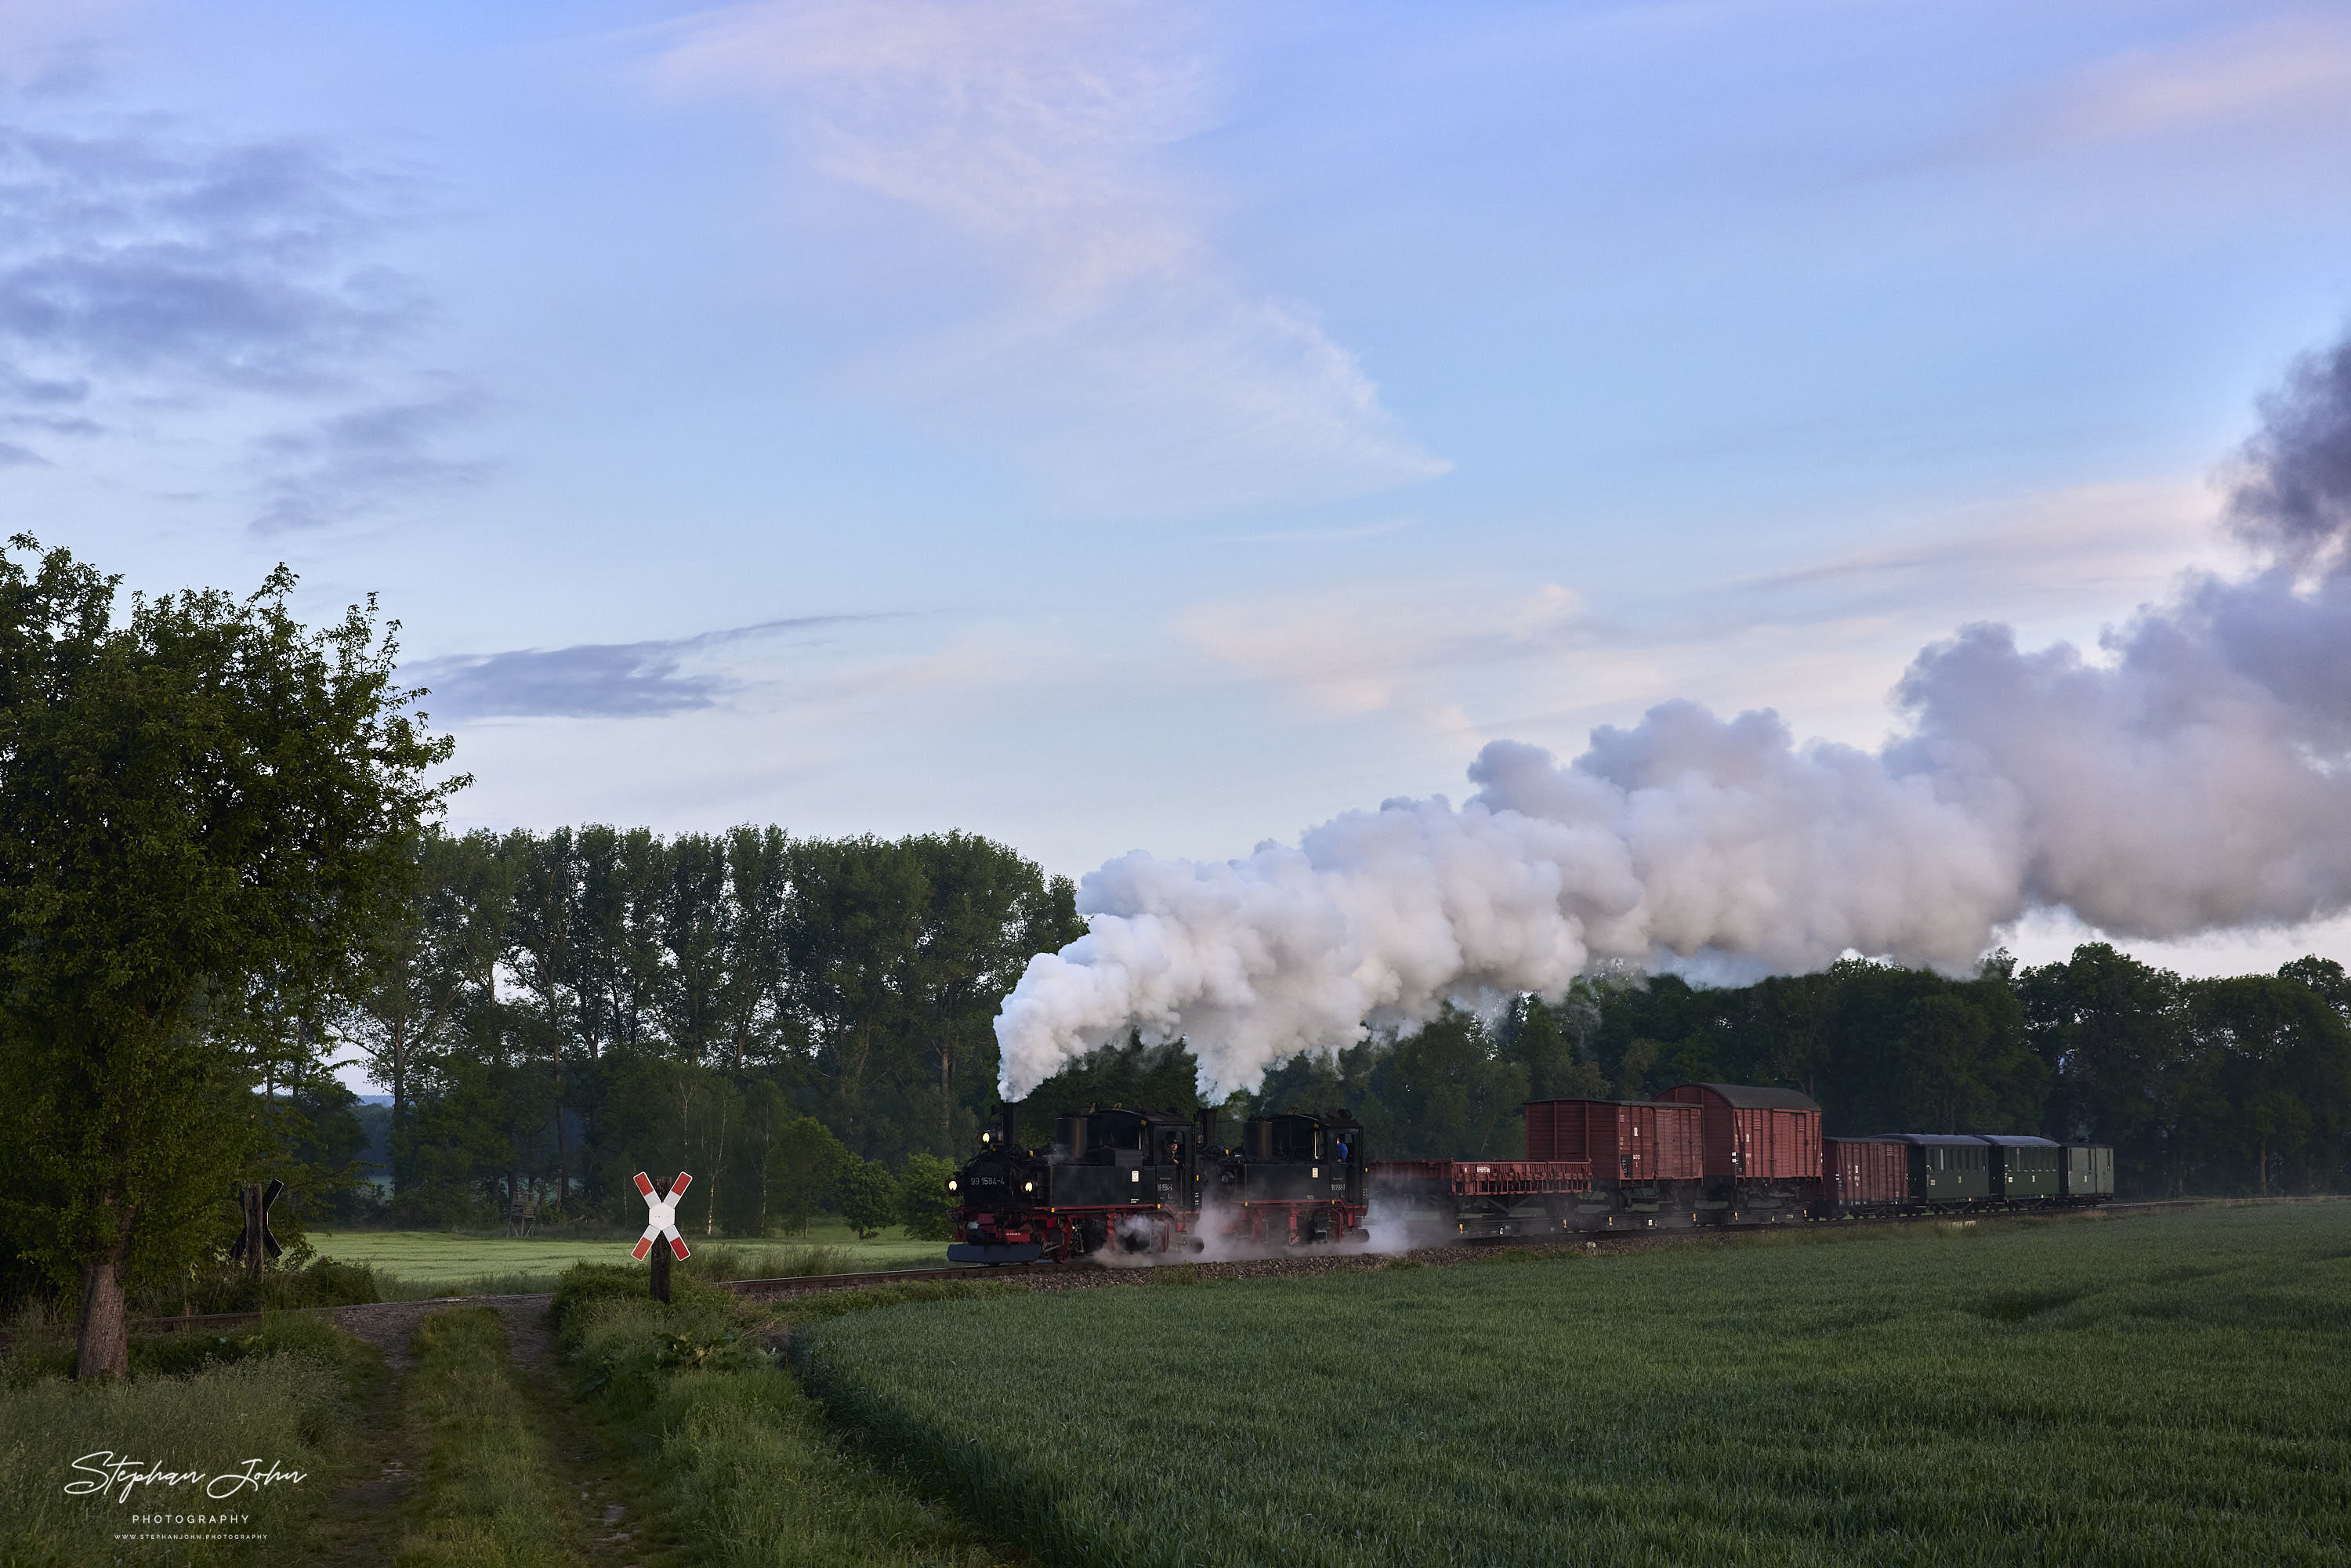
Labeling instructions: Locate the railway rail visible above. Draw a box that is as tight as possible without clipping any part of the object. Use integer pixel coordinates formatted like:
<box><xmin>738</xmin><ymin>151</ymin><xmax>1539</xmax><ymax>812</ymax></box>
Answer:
<box><xmin>3</xmin><ymin>1194</ymin><xmax>2329</xmax><ymax>1356</ymax></box>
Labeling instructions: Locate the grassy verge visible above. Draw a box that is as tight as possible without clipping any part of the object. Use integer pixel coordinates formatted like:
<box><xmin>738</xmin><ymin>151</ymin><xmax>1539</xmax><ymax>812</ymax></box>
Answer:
<box><xmin>394</xmin><ymin>1309</ymin><xmax>587</xmax><ymax>1567</ymax></box>
<box><xmin>790</xmin><ymin>1204</ymin><xmax>2351</xmax><ymax>1568</ymax></box>
<box><xmin>553</xmin><ymin>1263</ymin><xmax>1020</xmax><ymax>1566</ymax></box>
<box><xmin>0</xmin><ymin>1314</ymin><xmax>381</xmax><ymax>1566</ymax></box>
<box><xmin>311</xmin><ymin>1224</ymin><xmax>947</xmax><ymax>1287</ymax></box>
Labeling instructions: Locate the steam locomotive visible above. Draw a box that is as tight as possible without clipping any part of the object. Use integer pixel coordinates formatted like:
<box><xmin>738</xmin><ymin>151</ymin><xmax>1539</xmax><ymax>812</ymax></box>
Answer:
<box><xmin>947</xmin><ymin>1082</ymin><xmax>2114</xmax><ymax>1262</ymax></box>
<box><xmin>947</xmin><ymin>1103</ymin><xmax>1367</xmax><ymax>1262</ymax></box>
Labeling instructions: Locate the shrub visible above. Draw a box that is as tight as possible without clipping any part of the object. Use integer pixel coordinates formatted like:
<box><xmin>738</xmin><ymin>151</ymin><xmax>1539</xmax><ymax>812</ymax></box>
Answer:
<box><xmin>897</xmin><ymin>1153</ymin><xmax>958</xmax><ymax>1241</ymax></box>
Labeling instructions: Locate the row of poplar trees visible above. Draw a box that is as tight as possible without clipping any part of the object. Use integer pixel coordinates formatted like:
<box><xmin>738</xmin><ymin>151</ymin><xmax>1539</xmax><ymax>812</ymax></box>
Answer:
<box><xmin>330</xmin><ymin>824</ymin><xmax>1082</xmax><ymax>1233</ymax></box>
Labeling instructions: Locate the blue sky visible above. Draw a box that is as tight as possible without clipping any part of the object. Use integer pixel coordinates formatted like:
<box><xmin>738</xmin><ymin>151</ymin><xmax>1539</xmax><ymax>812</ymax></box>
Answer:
<box><xmin>8</xmin><ymin>0</ymin><xmax>2351</xmax><ymax>975</ymax></box>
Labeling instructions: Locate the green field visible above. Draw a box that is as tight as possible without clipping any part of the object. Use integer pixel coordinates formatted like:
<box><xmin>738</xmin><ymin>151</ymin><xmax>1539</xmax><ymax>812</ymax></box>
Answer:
<box><xmin>308</xmin><ymin>1223</ymin><xmax>948</xmax><ymax>1287</ymax></box>
<box><xmin>792</xmin><ymin>1205</ymin><xmax>2351</xmax><ymax>1568</ymax></box>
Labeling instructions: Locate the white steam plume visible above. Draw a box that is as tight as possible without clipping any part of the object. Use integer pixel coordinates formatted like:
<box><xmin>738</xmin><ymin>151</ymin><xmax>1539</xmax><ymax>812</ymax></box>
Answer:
<box><xmin>996</xmin><ymin>334</ymin><xmax>2351</xmax><ymax>1100</ymax></box>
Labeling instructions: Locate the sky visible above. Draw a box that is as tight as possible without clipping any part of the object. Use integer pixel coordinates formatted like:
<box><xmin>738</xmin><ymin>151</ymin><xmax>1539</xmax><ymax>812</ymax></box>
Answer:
<box><xmin>6</xmin><ymin>0</ymin><xmax>2351</xmax><ymax>979</ymax></box>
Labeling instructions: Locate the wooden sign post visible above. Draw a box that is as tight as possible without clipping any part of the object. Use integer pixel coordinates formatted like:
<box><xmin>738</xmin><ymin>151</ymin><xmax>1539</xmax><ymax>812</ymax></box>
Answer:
<box><xmin>631</xmin><ymin>1170</ymin><xmax>692</xmax><ymax>1303</ymax></box>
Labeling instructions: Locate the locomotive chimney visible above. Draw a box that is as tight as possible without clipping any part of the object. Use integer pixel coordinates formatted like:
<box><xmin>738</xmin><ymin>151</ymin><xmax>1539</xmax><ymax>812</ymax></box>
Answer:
<box><xmin>1195</xmin><ymin>1105</ymin><xmax>1218</xmax><ymax>1152</ymax></box>
<box><xmin>998</xmin><ymin>1100</ymin><xmax>1021</xmax><ymax>1152</ymax></box>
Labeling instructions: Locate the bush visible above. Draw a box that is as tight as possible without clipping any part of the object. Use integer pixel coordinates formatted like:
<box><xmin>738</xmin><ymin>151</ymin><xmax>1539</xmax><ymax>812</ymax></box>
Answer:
<box><xmin>548</xmin><ymin>1261</ymin><xmax>733</xmax><ymax>1356</ymax></box>
<box><xmin>137</xmin><ymin>1252</ymin><xmax>386</xmax><ymax>1317</ymax></box>
<box><xmin>897</xmin><ymin>1153</ymin><xmax>958</xmax><ymax>1241</ymax></box>
<box><xmin>831</xmin><ymin>1158</ymin><xmax>900</xmax><ymax>1240</ymax></box>
<box><xmin>129</xmin><ymin>1312</ymin><xmax>356</xmax><ymax>1379</ymax></box>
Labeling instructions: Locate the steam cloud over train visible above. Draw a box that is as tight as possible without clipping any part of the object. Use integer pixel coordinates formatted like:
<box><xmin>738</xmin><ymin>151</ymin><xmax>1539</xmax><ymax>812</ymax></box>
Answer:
<box><xmin>947</xmin><ymin>1083</ymin><xmax>2114</xmax><ymax>1264</ymax></box>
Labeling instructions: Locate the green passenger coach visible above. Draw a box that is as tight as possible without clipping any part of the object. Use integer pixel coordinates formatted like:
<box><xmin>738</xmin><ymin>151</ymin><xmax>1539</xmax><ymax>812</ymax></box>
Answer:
<box><xmin>1978</xmin><ymin>1135</ymin><xmax>2062</xmax><ymax>1202</ymax></box>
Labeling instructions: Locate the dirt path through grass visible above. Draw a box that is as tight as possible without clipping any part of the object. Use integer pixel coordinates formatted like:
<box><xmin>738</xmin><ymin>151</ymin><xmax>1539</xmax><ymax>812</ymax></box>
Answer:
<box><xmin>317</xmin><ymin>1295</ymin><xmax>668</xmax><ymax>1566</ymax></box>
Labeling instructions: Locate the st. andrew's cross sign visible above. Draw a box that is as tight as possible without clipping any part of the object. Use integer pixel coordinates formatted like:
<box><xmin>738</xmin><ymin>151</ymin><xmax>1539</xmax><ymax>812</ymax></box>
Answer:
<box><xmin>229</xmin><ymin>1179</ymin><xmax>284</xmax><ymax>1279</ymax></box>
<box><xmin>632</xmin><ymin>1170</ymin><xmax>691</xmax><ymax>1303</ymax></box>
<box><xmin>632</xmin><ymin>1170</ymin><xmax>691</xmax><ymax>1262</ymax></box>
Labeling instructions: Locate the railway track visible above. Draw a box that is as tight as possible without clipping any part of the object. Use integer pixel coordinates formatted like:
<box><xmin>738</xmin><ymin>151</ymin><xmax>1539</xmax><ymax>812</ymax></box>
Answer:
<box><xmin>10</xmin><ymin>1195</ymin><xmax>2332</xmax><ymax>1354</ymax></box>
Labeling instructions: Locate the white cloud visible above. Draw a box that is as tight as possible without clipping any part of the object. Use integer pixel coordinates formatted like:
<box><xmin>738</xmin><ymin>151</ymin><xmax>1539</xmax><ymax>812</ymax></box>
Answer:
<box><xmin>1182</xmin><ymin>579</ymin><xmax>1585</xmax><ymax>724</ymax></box>
<box><xmin>1178</xmin><ymin>477</ymin><xmax>2240</xmax><ymax>756</ymax></box>
<box><xmin>654</xmin><ymin>0</ymin><xmax>1448</xmax><ymax>516</ymax></box>
<box><xmin>2006</xmin><ymin>12</ymin><xmax>2351</xmax><ymax>150</ymax></box>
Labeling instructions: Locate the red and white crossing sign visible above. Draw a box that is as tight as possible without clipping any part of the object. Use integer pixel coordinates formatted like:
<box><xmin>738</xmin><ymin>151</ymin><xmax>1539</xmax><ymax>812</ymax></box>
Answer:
<box><xmin>631</xmin><ymin>1170</ymin><xmax>692</xmax><ymax>1262</ymax></box>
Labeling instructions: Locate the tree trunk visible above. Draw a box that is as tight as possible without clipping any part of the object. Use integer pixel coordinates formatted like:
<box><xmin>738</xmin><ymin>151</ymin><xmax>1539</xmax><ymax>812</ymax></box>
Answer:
<box><xmin>75</xmin><ymin>1233</ymin><xmax>132</xmax><ymax>1382</ymax></box>
<box><xmin>2259</xmin><ymin>1138</ymin><xmax>2267</xmax><ymax>1197</ymax></box>
<box><xmin>389</xmin><ymin>1027</ymin><xmax>407</xmax><ymax>1196</ymax></box>
<box><xmin>553</xmin><ymin>1054</ymin><xmax>569</xmax><ymax>1210</ymax></box>
<box><xmin>939</xmin><ymin>1041</ymin><xmax>953</xmax><ymax>1150</ymax></box>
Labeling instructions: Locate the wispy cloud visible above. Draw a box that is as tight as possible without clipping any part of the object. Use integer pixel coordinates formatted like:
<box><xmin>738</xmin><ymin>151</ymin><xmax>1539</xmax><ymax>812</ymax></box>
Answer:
<box><xmin>654</xmin><ymin>0</ymin><xmax>1448</xmax><ymax>517</ymax></box>
<box><xmin>0</xmin><ymin>100</ymin><xmax>479</xmax><ymax>528</ymax></box>
<box><xmin>2001</xmin><ymin>12</ymin><xmax>2351</xmax><ymax>152</ymax></box>
<box><xmin>408</xmin><ymin>614</ymin><xmax>907</xmax><ymax>721</ymax></box>
<box><xmin>252</xmin><ymin>389</ymin><xmax>492</xmax><ymax>533</ymax></box>
<box><xmin>1183</xmin><ymin>580</ymin><xmax>1587</xmax><ymax>723</ymax></box>
<box><xmin>0</xmin><ymin>118</ymin><xmax>420</xmax><ymax>405</ymax></box>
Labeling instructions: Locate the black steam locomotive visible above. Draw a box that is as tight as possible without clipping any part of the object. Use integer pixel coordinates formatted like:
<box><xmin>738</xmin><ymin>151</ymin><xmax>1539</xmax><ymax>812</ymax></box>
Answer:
<box><xmin>946</xmin><ymin>1083</ymin><xmax>2114</xmax><ymax>1261</ymax></box>
<box><xmin>947</xmin><ymin>1102</ymin><xmax>1368</xmax><ymax>1262</ymax></box>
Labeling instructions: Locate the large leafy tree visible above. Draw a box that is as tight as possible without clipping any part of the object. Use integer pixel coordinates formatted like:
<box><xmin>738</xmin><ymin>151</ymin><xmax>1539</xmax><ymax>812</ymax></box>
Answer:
<box><xmin>0</xmin><ymin>541</ymin><xmax>457</xmax><ymax>1378</ymax></box>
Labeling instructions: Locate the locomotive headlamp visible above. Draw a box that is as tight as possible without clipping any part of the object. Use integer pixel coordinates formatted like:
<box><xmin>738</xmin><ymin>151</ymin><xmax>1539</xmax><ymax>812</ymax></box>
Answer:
<box><xmin>947</xmin><ymin>1179</ymin><xmax>958</xmax><ymax>1191</ymax></box>
<box><xmin>1023</xmin><ymin>1180</ymin><xmax>1035</xmax><ymax>1193</ymax></box>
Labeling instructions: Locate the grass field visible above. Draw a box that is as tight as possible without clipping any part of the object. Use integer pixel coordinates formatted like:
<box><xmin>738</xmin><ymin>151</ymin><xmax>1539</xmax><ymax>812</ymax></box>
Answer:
<box><xmin>1</xmin><ymin>1316</ymin><xmax>381</xmax><ymax>1566</ymax></box>
<box><xmin>309</xmin><ymin>1223</ymin><xmax>947</xmax><ymax>1290</ymax></box>
<box><xmin>792</xmin><ymin>1205</ymin><xmax>2351</xmax><ymax>1568</ymax></box>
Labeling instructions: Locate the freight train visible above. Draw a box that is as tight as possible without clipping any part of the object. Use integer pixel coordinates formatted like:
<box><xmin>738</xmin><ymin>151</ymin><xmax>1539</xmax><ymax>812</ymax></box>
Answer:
<box><xmin>947</xmin><ymin>1083</ymin><xmax>2113</xmax><ymax>1262</ymax></box>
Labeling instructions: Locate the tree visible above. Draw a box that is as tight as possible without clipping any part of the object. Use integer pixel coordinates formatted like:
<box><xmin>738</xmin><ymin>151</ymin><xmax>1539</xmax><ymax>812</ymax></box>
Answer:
<box><xmin>0</xmin><ymin>541</ymin><xmax>457</xmax><ymax>1377</ymax></box>
<box><xmin>339</xmin><ymin>831</ymin><xmax>465</xmax><ymax>1196</ymax></box>
<box><xmin>765</xmin><ymin>1114</ymin><xmax>849</xmax><ymax>1235</ymax></box>
<box><xmin>833</xmin><ymin>1155</ymin><xmax>900</xmax><ymax>1240</ymax></box>
<box><xmin>897</xmin><ymin>1153</ymin><xmax>958</xmax><ymax>1240</ymax></box>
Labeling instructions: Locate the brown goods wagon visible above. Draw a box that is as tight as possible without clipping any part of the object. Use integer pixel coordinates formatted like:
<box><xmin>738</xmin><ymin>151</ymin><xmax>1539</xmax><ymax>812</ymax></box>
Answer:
<box><xmin>1524</xmin><ymin>1099</ymin><xmax>1703</xmax><ymax>1182</ymax></box>
<box><xmin>1823</xmin><ymin>1137</ymin><xmax>1906</xmax><ymax>1206</ymax></box>
<box><xmin>1658</xmin><ymin>1083</ymin><xmax>1824</xmax><ymax>1180</ymax></box>
<box><xmin>1369</xmin><ymin>1159</ymin><xmax>1592</xmax><ymax>1196</ymax></box>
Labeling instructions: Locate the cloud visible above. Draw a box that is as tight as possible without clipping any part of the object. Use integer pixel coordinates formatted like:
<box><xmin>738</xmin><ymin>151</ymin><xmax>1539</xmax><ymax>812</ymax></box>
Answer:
<box><xmin>0</xmin><ymin>99</ymin><xmax>476</xmax><ymax>528</ymax></box>
<box><xmin>251</xmin><ymin>389</ymin><xmax>492</xmax><ymax>533</ymax></box>
<box><xmin>1733</xmin><ymin>480</ymin><xmax>2233</xmax><ymax>612</ymax></box>
<box><xmin>1183</xmin><ymin>580</ymin><xmax>1587</xmax><ymax>722</ymax></box>
<box><xmin>0</xmin><ymin>117</ymin><xmax>420</xmax><ymax>399</ymax></box>
<box><xmin>2004</xmin><ymin>13</ymin><xmax>2351</xmax><ymax>151</ymax></box>
<box><xmin>409</xmin><ymin>614</ymin><xmax>903</xmax><ymax>721</ymax></box>
<box><xmin>654</xmin><ymin>0</ymin><xmax>1448</xmax><ymax>516</ymax></box>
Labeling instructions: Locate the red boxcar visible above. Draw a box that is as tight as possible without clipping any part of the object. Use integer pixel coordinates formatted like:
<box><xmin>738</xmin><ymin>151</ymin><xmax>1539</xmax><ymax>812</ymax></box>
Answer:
<box><xmin>1823</xmin><ymin>1137</ymin><xmax>1906</xmax><ymax>1208</ymax></box>
<box><xmin>1657</xmin><ymin>1083</ymin><xmax>1822</xmax><ymax>1181</ymax></box>
<box><xmin>1523</xmin><ymin>1099</ymin><xmax>1702</xmax><ymax>1183</ymax></box>
<box><xmin>1369</xmin><ymin>1159</ymin><xmax>1592</xmax><ymax>1197</ymax></box>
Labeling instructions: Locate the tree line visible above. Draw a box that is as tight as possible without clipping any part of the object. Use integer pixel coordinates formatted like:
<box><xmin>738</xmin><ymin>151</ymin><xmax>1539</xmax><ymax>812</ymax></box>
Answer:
<box><xmin>310</xmin><ymin>824</ymin><xmax>1084</xmax><ymax>1235</ymax></box>
<box><xmin>1235</xmin><ymin>945</ymin><xmax>2351</xmax><ymax>1197</ymax></box>
<box><xmin>327</xmin><ymin>813</ymin><xmax>2351</xmax><ymax>1228</ymax></box>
